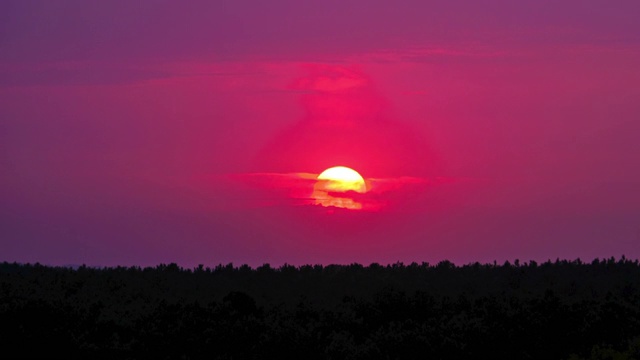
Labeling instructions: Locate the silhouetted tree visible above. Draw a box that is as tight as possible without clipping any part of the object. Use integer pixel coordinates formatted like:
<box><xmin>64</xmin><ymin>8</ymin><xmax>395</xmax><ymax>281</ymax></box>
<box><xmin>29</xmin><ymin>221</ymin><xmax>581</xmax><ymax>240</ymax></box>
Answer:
<box><xmin>0</xmin><ymin>258</ymin><xmax>639</xmax><ymax>359</ymax></box>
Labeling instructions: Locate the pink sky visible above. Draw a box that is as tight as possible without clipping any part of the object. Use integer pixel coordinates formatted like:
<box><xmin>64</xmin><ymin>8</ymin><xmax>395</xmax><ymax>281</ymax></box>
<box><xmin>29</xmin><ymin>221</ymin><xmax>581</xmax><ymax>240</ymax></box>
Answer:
<box><xmin>1</xmin><ymin>1</ymin><xmax>639</xmax><ymax>267</ymax></box>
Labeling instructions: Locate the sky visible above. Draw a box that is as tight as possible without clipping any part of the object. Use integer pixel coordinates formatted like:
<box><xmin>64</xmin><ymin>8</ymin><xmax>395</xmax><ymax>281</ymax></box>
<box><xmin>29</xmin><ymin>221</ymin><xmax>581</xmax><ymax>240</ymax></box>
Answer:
<box><xmin>1</xmin><ymin>0</ymin><xmax>639</xmax><ymax>267</ymax></box>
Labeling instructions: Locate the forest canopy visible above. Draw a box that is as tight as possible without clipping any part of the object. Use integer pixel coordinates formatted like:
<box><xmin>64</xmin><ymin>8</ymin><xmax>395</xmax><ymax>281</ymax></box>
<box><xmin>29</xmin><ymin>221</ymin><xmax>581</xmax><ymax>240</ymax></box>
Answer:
<box><xmin>1</xmin><ymin>258</ymin><xmax>639</xmax><ymax>359</ymax></box>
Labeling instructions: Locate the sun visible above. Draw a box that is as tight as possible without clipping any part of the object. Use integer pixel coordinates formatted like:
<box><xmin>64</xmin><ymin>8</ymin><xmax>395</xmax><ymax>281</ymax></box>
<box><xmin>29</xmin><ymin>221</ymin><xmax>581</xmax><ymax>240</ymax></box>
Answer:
<box><xmin>312</xmin><ymin>166</ymin><xmax>368</xmax><ymax>210</ymax></box>
<box><xmin>317</xmin><ymin>166</ymin><xmax>367</xmax><ymax>193</ymax></box>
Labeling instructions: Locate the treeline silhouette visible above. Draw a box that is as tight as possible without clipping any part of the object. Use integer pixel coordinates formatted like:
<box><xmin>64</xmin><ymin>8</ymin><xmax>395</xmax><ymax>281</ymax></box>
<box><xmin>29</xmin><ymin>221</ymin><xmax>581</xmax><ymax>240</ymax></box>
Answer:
<box><xmin>1</xmin><ymin>258</ymin><xmax>640</xmax><ymax>359</ymax></box>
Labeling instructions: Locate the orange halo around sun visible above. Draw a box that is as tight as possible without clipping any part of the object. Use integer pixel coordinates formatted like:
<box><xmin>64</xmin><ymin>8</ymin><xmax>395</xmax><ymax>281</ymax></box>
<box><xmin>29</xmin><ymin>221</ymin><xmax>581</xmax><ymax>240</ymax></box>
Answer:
<box><xmin>312</xmin><ymin>166</ymin><xmax>368</xmax><ymax>210</ymax></box>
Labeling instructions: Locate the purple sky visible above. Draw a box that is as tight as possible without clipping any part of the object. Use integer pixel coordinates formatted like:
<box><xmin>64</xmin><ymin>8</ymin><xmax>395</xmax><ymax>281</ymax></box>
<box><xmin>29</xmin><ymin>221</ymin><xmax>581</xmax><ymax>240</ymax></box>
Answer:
<box><xmin>1</xmin><ymin>1</ymin><xmax>639</xmax><ymax>267</ymax></box>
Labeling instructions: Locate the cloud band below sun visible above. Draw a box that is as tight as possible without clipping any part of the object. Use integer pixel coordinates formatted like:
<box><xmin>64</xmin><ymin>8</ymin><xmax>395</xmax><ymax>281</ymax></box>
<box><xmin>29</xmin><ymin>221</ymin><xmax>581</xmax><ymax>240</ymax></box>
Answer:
<box><xmin>220</xmin><ymin>171</ymin><xmax>436</xmax><ymax>212</ymax></box>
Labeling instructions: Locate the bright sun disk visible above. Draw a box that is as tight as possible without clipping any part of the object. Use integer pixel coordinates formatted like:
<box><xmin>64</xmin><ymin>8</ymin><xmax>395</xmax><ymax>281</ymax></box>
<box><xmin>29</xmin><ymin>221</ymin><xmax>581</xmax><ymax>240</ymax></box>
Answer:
<box><xmin>316</xmin><ymin>166</ymin><xmax>367</xmax><ymax>193</ymax></box>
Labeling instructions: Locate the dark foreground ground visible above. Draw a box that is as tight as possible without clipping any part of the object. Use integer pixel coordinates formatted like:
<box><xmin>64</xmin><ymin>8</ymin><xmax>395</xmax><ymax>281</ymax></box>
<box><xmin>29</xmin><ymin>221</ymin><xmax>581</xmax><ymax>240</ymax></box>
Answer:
<box><xmin>1</xmin><ymin>258</ymin><xmax>639</xmax><ymax>359</ymax></box>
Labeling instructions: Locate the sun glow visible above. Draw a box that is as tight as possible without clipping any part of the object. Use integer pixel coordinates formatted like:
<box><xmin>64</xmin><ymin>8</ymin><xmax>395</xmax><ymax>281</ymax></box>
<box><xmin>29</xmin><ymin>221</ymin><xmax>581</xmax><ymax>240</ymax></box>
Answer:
<box><xmin>313</xmin><ymin>166</ymin><xmax>368</xmax><ymax>210</ymax></box>
<box><xmin>317</xmin><ymin>166</ymin><xmax>367</xmax><ymax>193</ymax></box>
